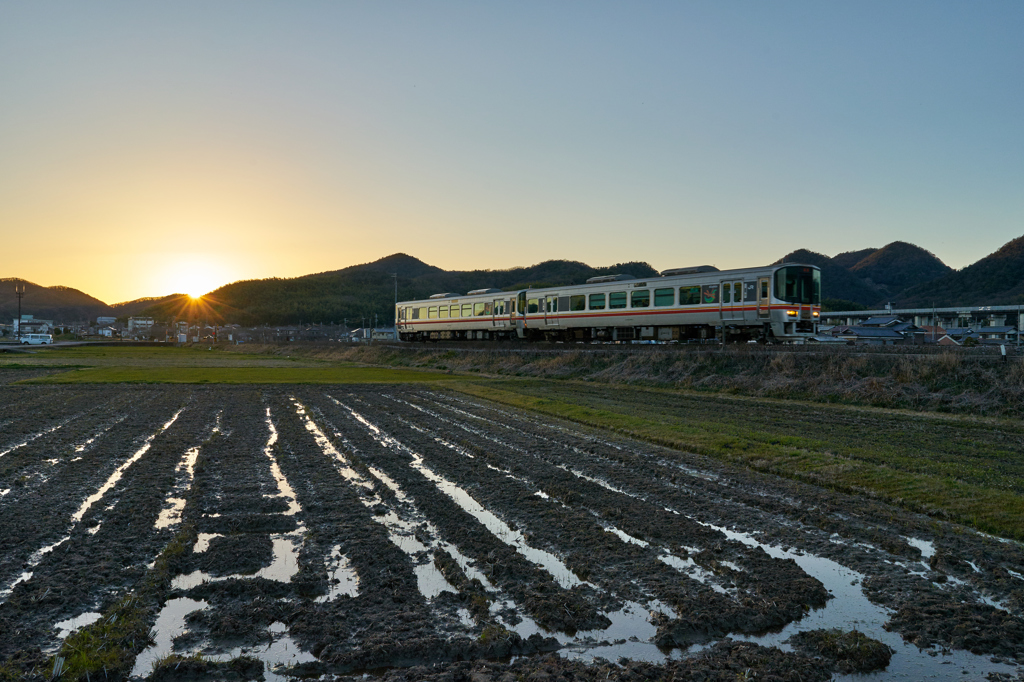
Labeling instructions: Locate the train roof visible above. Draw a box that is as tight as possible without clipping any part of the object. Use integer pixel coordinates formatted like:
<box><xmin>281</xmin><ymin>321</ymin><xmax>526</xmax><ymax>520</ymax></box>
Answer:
<box><xmin>397</xmin><ymin>263</ymin><xmax>819</xmax><ymax>306</ymax></box>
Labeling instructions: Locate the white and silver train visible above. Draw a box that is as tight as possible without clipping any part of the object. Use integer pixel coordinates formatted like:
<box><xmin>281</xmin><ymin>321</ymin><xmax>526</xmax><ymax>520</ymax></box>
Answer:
<box><xmin>396</xmin><ymin>263</ymin><xmax>821</xmax><ymax>343</ymax></box>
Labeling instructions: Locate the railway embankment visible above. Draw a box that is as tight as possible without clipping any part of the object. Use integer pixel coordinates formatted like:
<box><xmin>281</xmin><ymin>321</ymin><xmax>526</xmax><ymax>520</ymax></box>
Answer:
<box><xmin>227</xmin><ymin>343</ymin><xmax>1024</xmax><ymax>418</ymax></box>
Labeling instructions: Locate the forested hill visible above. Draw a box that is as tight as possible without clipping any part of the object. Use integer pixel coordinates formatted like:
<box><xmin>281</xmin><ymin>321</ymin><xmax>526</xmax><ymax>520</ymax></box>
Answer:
<box><xmin>110</xmin><ymin>294</ymin><xmax>188</xmax><ymax>317</ymax></box>
<box><xmin>892</xmin><ymin>235</ymin><xmax>1024</xmax><ymax>308</ymax></box>
<box><xmin>0</xmin><ymin>279</ymin><xmax>113</xmax><ymax>321</ymax></box>
<box><xmin>778</xmin><ymin>241</ymin><xmax>955</xmax><ymax>310</ymax></box>
<box><xmin>138</xmin><ymin>253</ymin><xmax>660</xmax><ymax>325</ymax></box>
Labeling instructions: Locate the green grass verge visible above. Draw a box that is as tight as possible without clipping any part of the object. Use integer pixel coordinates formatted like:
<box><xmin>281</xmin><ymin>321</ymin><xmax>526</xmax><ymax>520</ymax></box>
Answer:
<box><xmin>2</xmin><ymin>344</ymin><xmax>320</xmax><ymax>368</ymax></box>
<box><xmin>24</xmin><ymin>365</ymin><xmax>471</xmax><ymax>384</ymax></box>
<box><xmin>453</xmin><ymin>381</ymin><xmax>1024</xmax><ymax>541</ymax></box>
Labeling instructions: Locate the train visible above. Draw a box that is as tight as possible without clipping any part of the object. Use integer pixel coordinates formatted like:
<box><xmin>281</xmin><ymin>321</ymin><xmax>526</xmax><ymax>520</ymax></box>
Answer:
<box><xmin>395</xmin><ymin>262</ymin><xmax>821</xmax><ymax>343</ymax></box>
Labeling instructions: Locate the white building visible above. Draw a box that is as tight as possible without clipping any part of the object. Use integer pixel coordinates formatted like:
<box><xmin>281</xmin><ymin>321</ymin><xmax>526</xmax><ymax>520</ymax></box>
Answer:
<box><xmin>13</xmin><ymin>315</ymin><xmax>53</xmax><ymax>334</ymax></box>
<box><xmin>127</xmin><ymin>317</ymin><xmax>154</xmax><ymax>333</ymax></box>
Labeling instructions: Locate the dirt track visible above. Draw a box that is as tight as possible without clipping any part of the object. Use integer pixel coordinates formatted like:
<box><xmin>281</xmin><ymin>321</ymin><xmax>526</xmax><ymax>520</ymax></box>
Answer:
<box><xmin>1</xmin><ymin>384</ymin><xmax>1022</xmax><ymax>681</ymax></box>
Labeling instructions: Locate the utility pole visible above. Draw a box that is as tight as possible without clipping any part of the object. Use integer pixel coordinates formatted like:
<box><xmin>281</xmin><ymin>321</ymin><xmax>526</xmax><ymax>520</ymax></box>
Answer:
<box><xmin>14</xmin><ymin>282</ymin><xmax>25</xmax><ymax>342</ymax></box>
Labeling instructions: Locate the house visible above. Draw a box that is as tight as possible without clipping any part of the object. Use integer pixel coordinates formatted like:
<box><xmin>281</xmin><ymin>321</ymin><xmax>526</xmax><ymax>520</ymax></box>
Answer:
<box><xmin>829</xmin><ymin>325</ymin><xmax>906</xmax><ymax>345</ymax></box>
<box><xmin>942</xmin><ymin>327</ymin><xmax>975</xmax><ymax>341</ymax></box>
<box><xmin>371</xmin><ymin>327</ymin><xmax>397</xmax><ymax>341</ymax></box>
<box><xmin>976</xmin><ymin>326</ymin><xmax>1017</xmax><ymax>342</ymax></box>
<box><xmin>919</xmin><ymin>325</ymin><xmax>946</xmax><ymax>342</ymax></box>
<box><xmin>13</xmin><ymin>315</ymin><xmax>54</xmax><ymax>334</ymax></box>
<box><xmin>859</xmin><ymin>316</ymin><xmax>903</xmax><ymax>327</ymax></box>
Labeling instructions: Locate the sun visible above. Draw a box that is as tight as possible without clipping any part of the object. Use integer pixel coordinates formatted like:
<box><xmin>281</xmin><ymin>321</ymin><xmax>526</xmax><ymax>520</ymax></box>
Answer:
<box><xmin>160</xmin><ymin>255</ymin><xmax>225</xmax><ymax>299</ymax></box>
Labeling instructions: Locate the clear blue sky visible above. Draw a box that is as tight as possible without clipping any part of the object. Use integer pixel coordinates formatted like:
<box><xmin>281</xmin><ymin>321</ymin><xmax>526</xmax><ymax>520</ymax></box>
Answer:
<box><xmin>1</xmin><ymin>2</ymin><xmax>1021</xmax><ymax>302</ymax></box>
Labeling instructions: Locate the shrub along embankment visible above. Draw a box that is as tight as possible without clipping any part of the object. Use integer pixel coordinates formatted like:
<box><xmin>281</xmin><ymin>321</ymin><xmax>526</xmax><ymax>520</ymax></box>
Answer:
<box><xmin>226</xmin><ymin>343</ymin><xmax>1024</xmax><ymax>417</ymax></box>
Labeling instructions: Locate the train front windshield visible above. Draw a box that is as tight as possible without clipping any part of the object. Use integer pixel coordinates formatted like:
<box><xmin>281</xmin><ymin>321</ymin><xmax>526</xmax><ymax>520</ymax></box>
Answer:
<box><xmin>774</xmin><ymin>266</ymin><xmax>820</xmax><ymax>305</ymax></box>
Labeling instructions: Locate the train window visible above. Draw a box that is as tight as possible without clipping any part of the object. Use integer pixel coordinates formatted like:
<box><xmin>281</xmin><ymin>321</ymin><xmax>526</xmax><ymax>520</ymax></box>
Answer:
<box><xmin>527</xmin><ymin>298</ymin><xmax>539</xmax><ymax>314</ymax></box>
<box><xmin>722</xmin><ymin>285</ymin><xmax>731</xmax><ymax>304</ymax></box>
<box><xmin>609</xmin><ymin>292</ymin><xmax>626</xmax><ymax>309</ymax></box>
<box><xmin>631</xmin><ymin>290</ymin><xmax>650</xmax><ymax>308</ymax></box>
<box><xmin>484</xmin><ymin>302</ymin><xmax>493</xmax><ymax>315</ymax></box>
<box><xmin>494</xmin><ymin>300</ymin><xmax>505</xmax><ymax>316</ymax></box>
<box><xmin>418</xmin><ymin>307</ymin><xmax>428</xmax><ymax>319</ymax></box>
<box><xmin>654</xmin><ymin>288</ymin><xmax>674</xmax><ymax>306</ymax></box>
<box><xmin>733</xmin><ymin>282</ymin><xmax>742</xmax><ymax>303</ymax></box>
<box><xmin>439</xmin><ymin>306</ymin><xmax>449</xmax><ymax>319</ymax></box>
<box><xmin>510</xmin><ymin>298</ymin><xmax>516</xmax><ymax>314</ymax></box>
<box><xmin>701</xmin><ymin>285</ymin><xmax>719</xmax><ymax>304</ymax></box>
<box><xmin>589</xmin><ymin>293</ymin><xmax>606</xmax><ymax>309</ymax></box>
<box><xmin>428</xmin><ymin>307</ymin><xmax>438</xmax><ymax>319</ymax></box>
<box><xmin>680</xmin><ymin>286</ymin><xmax>701</xmax><ymax>305</ymax></box>
<box><xmin>450</xmin><ymin>305</ymin><xmax>460</xmax><ymax>318</ymax></box>
<box><xmin>474</xmin><ymin>302</ymin><xmax>486</xmax><ymax>316</ymax></box>
<box><xmin>546</xmin><ymin>295</ymin><xmax>557</xmax><ymax>313</ymax></box>
<box><xmin>570</xmin><ymin>295</ymin><xmax>585</xmax><ymax>311</ymax></box>
<box><xmin>462</xmin><ymin>303</ymin><xmax>472</xmax><ymax>317</ymax></box>
<box><xmin>398</xmin><ymin>308</ymin><xmax>406</xmax><ymax>320</ymax></box>
<box><xmin>517</xmin><ymin>292</ymin><xmax>526</xmax><ymax>315</ymax></box>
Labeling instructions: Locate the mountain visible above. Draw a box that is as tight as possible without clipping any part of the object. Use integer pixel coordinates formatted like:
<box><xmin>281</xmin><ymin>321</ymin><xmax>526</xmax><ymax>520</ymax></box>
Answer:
<box><xmin>893</xmin><ymin>235</ymin><xmax>1024</xmax><ymax>308</ymax></box>
<box><xmin>136</xmin><ymin>253</ymin><xmax>660</xmax><ymax>325</ymax></box>
<box><xmin>831</xmin><ymin>248</ymin><xmax>878</xmax><ymax>270</ymax></box>
<box><xmin>111</xmin><ymin>294</ymin><xmax>187</xmax><ymax>318</ymax></box>
<box><xmin>779</xmin><ymin>241</ymin><xmax>955</xmax><ymax>309</ymax></box>
<box><xmin>848</xmin><ymin>242</ymin><xmax>952</xmax><ymax>294</ymax></box>
<box><xmin>0</xmin><ymin>278</ymin><xmax>113</xmax><ymax>322</ymax></box>
<box><xmin>776</xmin><ymin>249</ymin><xmax>884</xmax><ymax>308</ymax></box>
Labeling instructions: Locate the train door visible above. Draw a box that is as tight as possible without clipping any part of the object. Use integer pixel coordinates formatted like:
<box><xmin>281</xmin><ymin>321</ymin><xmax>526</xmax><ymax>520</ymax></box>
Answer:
<box><xmin>757</xmin><ymin>277</ymin><xmax>771</xmax><ymax>318</ymax></box>
<box><xmin>492</xmin><ymin>299</ymin><xmax>505</xmax><ymax>328</ymax></box>
<box><xmin>516</xmin><ymin>291</ymin><xmax>528</xmax><ymax>338</ymax></box>
<box><xmin>743</xmin><ymin>281</ymin><xmax>757</xmax><ymax>322</ymax></box>
<box><xmin>721</xmin><ymin>281</ymin><xmax>743</xmax><ymax>321</ymax></box>
<box><xmin>544</xmin><ymin>295</ymin><xmax>557</xmax><ymax>326</ymax></box>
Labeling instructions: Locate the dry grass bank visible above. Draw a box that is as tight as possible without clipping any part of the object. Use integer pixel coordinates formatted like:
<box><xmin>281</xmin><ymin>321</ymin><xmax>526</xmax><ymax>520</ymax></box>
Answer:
<box><xmin>226</xmin><ymin>343</ymin><xmax>1024</xmax><ymax>416</ymax></box>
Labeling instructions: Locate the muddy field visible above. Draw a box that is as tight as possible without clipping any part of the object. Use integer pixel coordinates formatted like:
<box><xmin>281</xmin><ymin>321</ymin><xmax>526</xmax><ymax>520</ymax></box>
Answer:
<box><xmin>1</xmin><ymin>384</ymin><xmax>1023</xmax><ymax>681</ymax></box>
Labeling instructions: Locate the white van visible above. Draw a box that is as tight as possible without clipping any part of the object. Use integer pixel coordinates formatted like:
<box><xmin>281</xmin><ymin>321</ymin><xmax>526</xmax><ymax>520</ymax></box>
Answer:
<box><xmin>21</xmin><ymin>333</ymin><xmax>53</xmax><ymax>345</ymax></box>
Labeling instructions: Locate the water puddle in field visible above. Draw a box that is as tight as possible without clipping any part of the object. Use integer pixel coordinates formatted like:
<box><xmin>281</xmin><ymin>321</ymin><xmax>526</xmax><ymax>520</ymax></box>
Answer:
<box><xmin>136</xmin><ymin>592</ymin><xmax>316</xmax><ymax>678</ymax></box>
<box><xmin>292</xmin><ymin>397</ymin><xmax>458</xmax><ymax>599</ymax></box>
<box><xmin>172</xmin><ymin>528</ymin><xmax>304</xmax><ymax>591</ymax></box>
<box><xmin>73</xmin><ymin>414</ymin><xmax>127</xmax><ymax>453</ymax></box>
<box><xmin>494</xmin><ymin>597</ymin><xmax>681</xmax><ymax>664</ymax></box>
<box><xmin>155</xmin><ymin>446</ymin><xmax>202</xmax><ymax>529</ymax></box>
<box><xmin>316</xmin><ymin>546</ymin><xmax>359</xmax><ymax>602</ymax></box>
<box><xmin>682</xmin><ymin>520</ymin><xmax>1022</xmax><ymax>680</ymax></box>
<box><xmin>193</xmin><ymin>533</ymin><xmax>222</xmax><ymax>553</ymax></box>
<box><xmin>131</xmin><ymin>597</ymin><xmax>210</xmax><ymax>678</ymax></box>
<box><xmin>74</xmin><ymin>408</ymin><xmax>185</xmax><ymax>524</ymax></box>
<box><xmin>0</xmin><ymin>408</ymin><xmax>186</xmax><ymax>603</ymax></box>
<box><xmin>658</xmin><ymin>553</ymin><xmax>729</xmax><ymax>594</ymax></box>
<box><xmin>53</xmin><ymin>611</ymin><xmax>102</xmax><ymax>641</ymax></box>
<box><xmin>262</xmin><ymin>407</ymin><xmax>302</xmax><ymax>515</ymax></box>
<box><xmin>0</xmin><ymin>411</ymin><xmax>84</xmax><ymax>459</ymax></box>
<box><xmin>330</xmin><ymin>397</ymin><xmax>586</xmax><ymax>590</ymax></box>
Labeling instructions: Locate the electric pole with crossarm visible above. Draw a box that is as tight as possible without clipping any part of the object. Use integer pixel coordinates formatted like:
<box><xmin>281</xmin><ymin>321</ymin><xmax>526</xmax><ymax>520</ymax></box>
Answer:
<box><xmin>14</xmin><ymin>282</ymin><xmax>25</xmax><ymax>342</ymax></box>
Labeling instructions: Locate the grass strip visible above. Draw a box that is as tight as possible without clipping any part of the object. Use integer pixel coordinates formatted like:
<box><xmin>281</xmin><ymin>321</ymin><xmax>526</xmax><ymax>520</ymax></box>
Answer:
<box><xmin>453</xmin><ymin>382</ymin><xmax>1024</xmax><ymax>541</ymax></box>
<box><xmin>21</xmin><ymin>366</ymin><xmax>473</xmax><ymax>384</ymax></box>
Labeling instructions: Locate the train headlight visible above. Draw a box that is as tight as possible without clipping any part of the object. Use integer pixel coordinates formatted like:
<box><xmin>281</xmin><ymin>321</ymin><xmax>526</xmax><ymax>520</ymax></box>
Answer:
<box><xmin>812</xmin><ymin>311</ymin><xmax>820</xmax><ymax>317</ymax></box>
<box><xmin>786</xmin><ymin>310</ymin><xmax>797</xmax><ymax>317</ymax></box>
